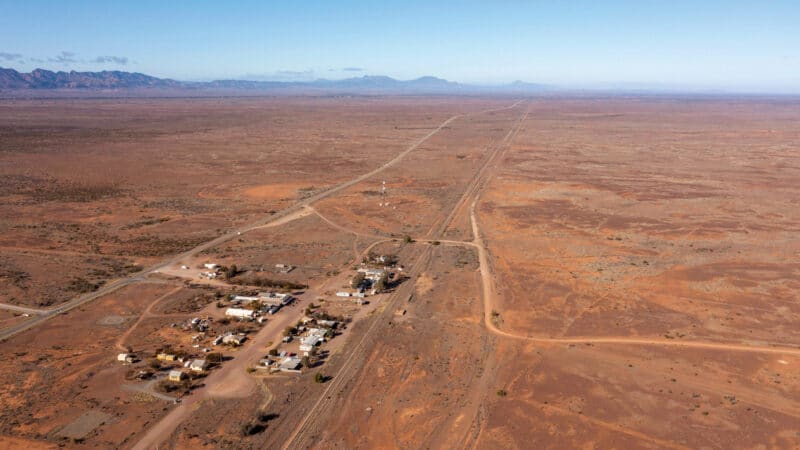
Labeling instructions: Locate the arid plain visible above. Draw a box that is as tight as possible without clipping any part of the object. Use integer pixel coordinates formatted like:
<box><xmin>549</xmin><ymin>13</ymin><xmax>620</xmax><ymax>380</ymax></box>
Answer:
<box><xmin>0</xmin><ymin>95</ymin><xmax>799</xmax><ymax>449</ymax></box>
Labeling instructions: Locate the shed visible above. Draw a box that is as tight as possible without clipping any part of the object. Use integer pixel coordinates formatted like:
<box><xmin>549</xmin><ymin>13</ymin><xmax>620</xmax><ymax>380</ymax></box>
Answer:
<box><xmin>168</xmin><ymin>370</ymin><xmax>185</xmax><ymax>382</ymax></box>
<box><xmin>189</xmin><ymin>359</ymin><xmax>208</xmax><ymax>372</ymax></box>
<box><xmin>225</xmin><ymin>308</ymin><xmax>256</xmax><ymax>320</ymax></box>
<box><xmin>117</xmin><ymin>353</ymin><xmax>135</xmax><ymax>363</ymax></box>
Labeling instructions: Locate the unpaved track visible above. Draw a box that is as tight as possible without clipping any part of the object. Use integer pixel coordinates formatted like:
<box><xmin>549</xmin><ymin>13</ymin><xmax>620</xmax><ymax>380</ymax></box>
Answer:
<box><xmin>0</xmin><ymin>303</ymin><xmax>46</xmax><ymax>315</ymax></box>
<box><xmin>133</xmin><ymin>100</ymin><xmax>522</xmax><ymax>450</ymax></box>
<box><xmin>282</xmin><ymin>101</ymin><xmax>530</xmax><ymax>450</ymax></box>
<box><xmin>114</xmin><ymin>285</ymin><xmax>184</xmax><ymax>352</ymax></box>
<box><xmin>466</xmin><ymin>140</ymin><xmax>800</xmax><ymax>357</ymax></box>
<box><xmin>0</xmin><ymin>103</ymin><xmax>513</xmax><ymax>343</ymax></box>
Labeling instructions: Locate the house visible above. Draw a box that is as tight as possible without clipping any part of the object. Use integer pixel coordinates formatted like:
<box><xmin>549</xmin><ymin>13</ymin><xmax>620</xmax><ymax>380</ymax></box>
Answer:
<box><xmin>278</xmin><ymin>356</ymin><xmax>302</xmax><ymax>372</ymax></box>
<box><xmin>168</xmin><ymin>370</ymin><xmax>185</xmax><ymax>382</ymax></box>
<box><xmin>225</xmin><ymin>308</ymin><xmax>256</xmax><ymax>320</ymax></box>
<box><xmin>299</xmin><ymin>335</ymin><xmax>323</xmax><ymax>352</ymax></box>
<box><xmin>336</xmin><ymin>292</ymin><xmax>351</xmax><ymax>297</ymax></box>
<box><xmin>307</xmin><ymin>328</ymin><xmax>328</xmax><ymax>339</ymax></box>
<box><xmin>358</xmin><ymin>268</ymin><xmax>387</xmax><ymax>281</ymax></box>
<box><xmin>117</xmin><ymin>353</ymin><xmax>135</xmax><ymax>363</ymax></box>
<box><xmin>157</xmin><ymin>353</ymin><xmax>177</xmax><ymax>361</ymax></box>
<box><xmin>317</xmin><ymin>320</ymin><xmax>338</xmax><ymax>328</ymax></box>
<box><xmin>233</xmin><ymin>295</ymin><xmax>260</xmax><ymax>303</ymax></box>
<box><xmin>222</xmin><ymin>333</ymin><xmax>247</xmax><ymax>346</ymax></box>
<box><xmin>275</xmin><ymin>264</ymin><xmax>295</xmax><ymax>273</ymax></box>
<box><xmin>189</xmin><ymin>359</ymin><xmax>208</xmax><ymax>372</ymax></box>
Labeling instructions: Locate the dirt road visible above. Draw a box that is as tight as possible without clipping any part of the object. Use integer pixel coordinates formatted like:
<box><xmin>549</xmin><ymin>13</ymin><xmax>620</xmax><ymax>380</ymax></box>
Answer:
<box><xmin>466</xmin><ymin>143</ymin><xmax>800</xmax><ymax>357</ymax></box>
<box><xmin>0</xmin><ymin>103</ymin><xmax>510</xmax><ymax>343</ymax></box>
<box><xmin>281</xmin><ymin>101</ymin><xmax>531</xmax><ymax>450</ymax></box>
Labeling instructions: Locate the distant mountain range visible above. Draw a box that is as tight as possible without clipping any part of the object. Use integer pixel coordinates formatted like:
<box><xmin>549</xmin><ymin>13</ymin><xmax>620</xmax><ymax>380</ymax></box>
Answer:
<box><xmin>0</xmin><ymin>67</ymin><xmax>549</xmax><ymax>94</ymax></box>
<box><xmin>0</xmin><ymin>67</ymin><xmax>181</xmax><ymax>89</ymax></box>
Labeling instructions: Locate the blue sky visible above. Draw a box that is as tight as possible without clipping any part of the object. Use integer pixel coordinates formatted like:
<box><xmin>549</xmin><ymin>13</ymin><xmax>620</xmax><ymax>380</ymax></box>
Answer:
<box><xmin>1</xmin><ymin>0</ymin><xmax>799</xmax><ymax>91</ymax></box>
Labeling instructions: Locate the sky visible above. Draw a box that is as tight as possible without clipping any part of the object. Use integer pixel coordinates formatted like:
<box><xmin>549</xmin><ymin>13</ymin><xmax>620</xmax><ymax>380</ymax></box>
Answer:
<box><xmin>1</xmin><ymin>0</ymin><xmax>799</xmax><ymax>92</ymax></box>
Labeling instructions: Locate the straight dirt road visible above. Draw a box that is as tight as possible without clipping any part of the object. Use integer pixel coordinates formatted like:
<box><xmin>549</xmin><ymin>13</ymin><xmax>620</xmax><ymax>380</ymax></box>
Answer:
<box><xmin>130</xmin><ymin>100</ymin><xmax>526</xmax><ymax>449</ymax></box>
<box><xmin>281</xmin><ymin>101</ymin><xmax>531</xmax><ymax>450</ymax></box>
<box><xmin>0</xmin><ymin>103</ymin><xmax>519</xmax><ymax>343</ymax></box>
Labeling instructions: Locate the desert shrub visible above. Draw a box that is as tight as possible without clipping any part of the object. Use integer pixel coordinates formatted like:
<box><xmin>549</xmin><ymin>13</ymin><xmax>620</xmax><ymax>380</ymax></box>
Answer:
<box><xmin>67</xmin><ymin>277</ymin><xmax>101</xmax><ymax>293</ymax></box>
<box><xmin>240</xmin><ymin>421</ymin><xmax>265</xmax><ymax>436</ymax></box>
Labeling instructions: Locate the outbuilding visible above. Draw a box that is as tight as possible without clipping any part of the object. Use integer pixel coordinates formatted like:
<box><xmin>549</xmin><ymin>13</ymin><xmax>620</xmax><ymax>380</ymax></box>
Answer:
<box><xmin>168</xmin><ymin>370</ymin><xmax>185</xmax><ymax>382</ymax></box>
<box><xmin>225</xmin><ymin>308</ymin><xmax>256</xmax><ymax>320</ymax></box>
<box><xmin>189</xmin><ymin>359</ymin><xmax>208</xmax><ymax>372</ymax></box>
<box><xmin>299</xmin><ymin>335</ymin><xmax>323</xmax><ymax>352</ymax></box>
<box><xmin>117</xmin><ymin>353</ymin><xmax>135</xmax><ymax>363</ymax></box>
<box><xmin>157</xmin><ymin>353</ymin><xmax>177</xmax><ymax>361</ymax></box>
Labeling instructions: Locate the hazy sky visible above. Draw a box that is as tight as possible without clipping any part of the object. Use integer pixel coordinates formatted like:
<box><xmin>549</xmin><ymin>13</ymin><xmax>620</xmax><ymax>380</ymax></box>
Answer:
<box><xmin>1</xmin><ymin>0</ymin><xmax>799</xmax><ymax>91</ymax></box>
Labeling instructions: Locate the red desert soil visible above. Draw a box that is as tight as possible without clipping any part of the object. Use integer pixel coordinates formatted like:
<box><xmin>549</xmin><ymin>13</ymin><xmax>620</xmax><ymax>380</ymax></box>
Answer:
<box><xmin>1</xmin><ymin>96</ymin><xmax>799</xmax><ymax>449</ymax></box>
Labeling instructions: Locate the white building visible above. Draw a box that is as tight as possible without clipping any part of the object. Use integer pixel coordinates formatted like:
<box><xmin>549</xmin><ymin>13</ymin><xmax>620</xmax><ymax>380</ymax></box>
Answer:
<box><xmin>299</xmin><ymin>335</ymin><xmax>323</xmax><ymax>352</ymax></box>
<box><xmin>357</xmin><ymin>268</ymin><xmax>386</xmax><ymax>281</ymax></box>
<box><xmin>278</xmin><ymin>356</ymin><xmax>302</xmax><ymax>372</ymax></box>
<box><xmin>307</xmin><ymin>328</ymin><xmax>328</xmax><ymax>339</ymax></box>
<box><xmin>117</xmin><ymin>353</ymin><xmax>135</xmax><ymax>363</ymax></box>
<box><xmin>189</xmin><ymin>359</ymin><xmax>208</xmax><ymax>372</ymax></box>
<box><xmin>204</xmin><ymin>263</ymin><xmax>219</xmax><ymax>270</ymax></box>
<box><xmin>222</xmin><ymin>333</ymin><xmax>247</xmax><ymax>346</ymax></box>
<box><xmin>225</xmin><ymin>308</ymin><xmax>256</xmax><ymax>320</ymax></box>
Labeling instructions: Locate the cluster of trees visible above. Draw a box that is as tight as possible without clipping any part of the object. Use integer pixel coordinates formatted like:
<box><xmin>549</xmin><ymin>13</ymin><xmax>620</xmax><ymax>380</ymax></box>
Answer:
<box><xmin>351</xmin><ymin>272</ymin><xmax>365</xmax><ymax>289</ymax></box>
<box><xmin>229</xmin><ymin>275</ymin><xmax>307</xmax><ymax>290</ymax></box>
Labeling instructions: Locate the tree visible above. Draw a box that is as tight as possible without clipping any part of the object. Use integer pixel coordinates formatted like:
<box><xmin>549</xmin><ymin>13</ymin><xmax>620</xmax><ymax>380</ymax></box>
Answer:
<box><xmin>268</xmin><ymin>348</ymin><xmax>278</xmax><ymax>357</ymax></box>
<box><xmin>283</xmin><ymin>326</ymin><xmax>295</xmax><ymax>337</ymax></box>
<box><xmin>207</xmin><ymin>352</ymin><xmax>224</xmax><ymax>363</ymax></box>
<box><xmin>301</xmin><ymin>356</ymin><xmax>310</xmax><ymax>368</ymax></box>
<box><xmin>314</xmin><ymin>372</ymin><xmax>326</xmax><ymax>383</ymax></box>
<box><xmin>403</xmin><ymin>235</ymin><xmax>414</xmax><ymax>244</ymax></box>
<box><xmin>375</xmin><ymin>272</ymin><xmax>389</xmax><ymax>292</ymax></box>
<box><xmin>226</xmin><ymin>264</ymin><xmax>238</xmax><ymax>280</ymax></box>
<box><xmin>351</xmin><ymin>272</ymin><xmax>365</xmax><ymax>289</ymax></box>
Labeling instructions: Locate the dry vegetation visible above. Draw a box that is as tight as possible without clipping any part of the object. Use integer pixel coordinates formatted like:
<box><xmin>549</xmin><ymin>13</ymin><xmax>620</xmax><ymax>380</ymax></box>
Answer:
<box><xmin>1</xmin><ymin>95</ymin><xmax>799</xmax><ymax>449</ymax></box>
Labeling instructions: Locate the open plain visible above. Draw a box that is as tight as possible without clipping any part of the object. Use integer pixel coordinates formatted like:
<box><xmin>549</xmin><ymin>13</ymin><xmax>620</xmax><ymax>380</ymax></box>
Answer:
<box><xmin>1</xmin><ymin>95</ymin><xmax>799</xmax><ymax>449</ymax></box>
